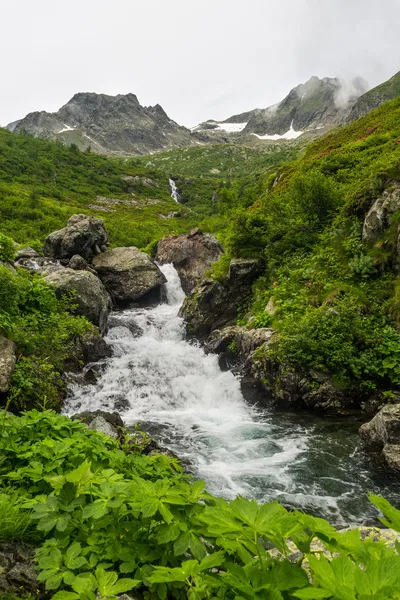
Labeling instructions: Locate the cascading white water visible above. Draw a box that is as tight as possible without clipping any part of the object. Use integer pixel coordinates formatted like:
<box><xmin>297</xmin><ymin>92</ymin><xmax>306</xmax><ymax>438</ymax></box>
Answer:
<box><xmin>65</xmin><ymin>264</ymin><xmax>400</xmax><ymax>526</ymax></box>
<box><xmin>169</xmin><ymin>178</ymin><xmax>180</xmax><ymax>203</ymax></box>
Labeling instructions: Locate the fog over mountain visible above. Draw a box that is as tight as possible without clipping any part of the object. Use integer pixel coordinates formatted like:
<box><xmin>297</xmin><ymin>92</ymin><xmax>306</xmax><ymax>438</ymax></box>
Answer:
<box><xmin>0</xmin><ymin>0</ymin><xmax>399</xmax><ymax>127</ymax></box>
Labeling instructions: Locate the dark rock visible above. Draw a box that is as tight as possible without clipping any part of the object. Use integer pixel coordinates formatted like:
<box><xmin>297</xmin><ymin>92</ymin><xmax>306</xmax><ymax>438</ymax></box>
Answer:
<box><xmin>43</xmin><ymin>214</ymin><xmax>108</xmax><ymax>261</ymax></box>
<box><xmin>92</xmin><ymin>247</ymin><xmax>166</xmax><ymax>303</ymax></box>
<box><xmin>72</xmin><ymin>410</ymin><xmax>124</xmax><ymax>439</ymax></box>
<box><xmin>68</xmin><ymin>254</ymin><xmax>89</xmax><ymax>270</ymax></box>
<box><xmin>179</xmin><ymin>259</ymin><xmax>262</xmax><ymax>338</ymax></box>
<box><xmin>122</xmin><ymin>175</ymin><xmax>158</xmax><ymax>192</ymax></box>
<box><xmin>0</xmin><ymin>336</ymin><xmax>16</xmax><ymax>393</ymax></box>
<box><xmin>156</xmin><ymin>230</ymin><xmax>223</xmax><ymax>293</ymax></box>
<box><xmin>78</xmin><ymin>331</ymin><xmax>112</xmax><ymax>364</ymax></box>
<box><xmin>359</xmin><ymin>404</ymin><xmax>400</xmax><ymax>468</ymax></box>
<box><xmin>0</xmin><ymin>542</ymin><xmax>38</xmax><ymax>596</ymax></box>
<box><xmin>44</xmin><ymin>268</ymin><xmax>112</xmax><ymax>333</ymax></box>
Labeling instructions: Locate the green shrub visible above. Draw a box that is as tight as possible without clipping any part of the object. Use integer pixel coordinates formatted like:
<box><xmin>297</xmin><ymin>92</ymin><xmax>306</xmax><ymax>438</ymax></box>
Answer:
<box><xmin>0</xmin><ymin>233</ymin><xmax>15</xmax><ymax>262</ymax></box>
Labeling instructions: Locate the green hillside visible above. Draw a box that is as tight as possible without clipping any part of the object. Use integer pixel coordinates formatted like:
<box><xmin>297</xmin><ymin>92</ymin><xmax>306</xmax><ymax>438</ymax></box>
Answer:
<box><xmin>214</xmin><ymin>97</ymin><xmax>400</xmax><ymax>392</ymax></box>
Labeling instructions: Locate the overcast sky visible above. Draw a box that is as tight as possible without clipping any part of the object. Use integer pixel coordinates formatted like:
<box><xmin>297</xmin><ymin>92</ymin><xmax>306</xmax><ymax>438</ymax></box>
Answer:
<box><xmin>1</xmin><ymin>0</ymin><xmax>399</xmax><ymax>127</ymax></box>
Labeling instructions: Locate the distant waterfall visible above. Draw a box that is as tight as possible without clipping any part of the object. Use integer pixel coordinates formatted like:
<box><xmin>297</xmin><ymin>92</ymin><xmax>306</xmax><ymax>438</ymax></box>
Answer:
<box><xmin>169</xmin><ymin>178</ymin><xmax>180</xmax><ymax>203</ymax></box>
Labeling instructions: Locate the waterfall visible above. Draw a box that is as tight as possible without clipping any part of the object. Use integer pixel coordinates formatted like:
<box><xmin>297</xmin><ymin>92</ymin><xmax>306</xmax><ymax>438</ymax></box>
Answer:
<box><xmin>169</xmin><ymin>178</ymin><xmax>180</xmax><ymax>203</ymax></box>
<box><xmin>64</xmin><ymin>264</ymin><xmax>400</xmax><ymax>526</ymax></box>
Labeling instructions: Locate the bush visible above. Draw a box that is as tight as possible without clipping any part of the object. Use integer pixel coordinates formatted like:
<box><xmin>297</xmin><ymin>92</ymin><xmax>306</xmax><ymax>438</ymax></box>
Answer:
<box><xmin>0</xmin><ymin>233</ymin><xmax>15</xmax><ymax>262</ymax></box>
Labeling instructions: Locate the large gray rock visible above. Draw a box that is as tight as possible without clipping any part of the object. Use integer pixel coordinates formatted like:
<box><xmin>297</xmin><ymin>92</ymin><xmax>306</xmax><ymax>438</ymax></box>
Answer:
<box><xmin>43</xmin><ymin>214</ymin><xmax>108</xmax><ymax>261</ymax></box>
<box><xmin>156</xmin><ymin>228</ymin><xmax>224</xmax><ymax>293</ymax></box>
<box><xmin>179</xmin><ymin>259</ymin><xmax>262</xmax><ymax>338</ymax></box>
<box><xmin>92</xmin><ymin>247</ymin><xmax>166</xmax><ymax>303</ymax></box>
<box><xmin>72</xmin><ymin>410</ymin><xmax>124</xmax><ymax>440</ymax></box>
<box><xmin>205</xmin><ymin>325</ymin><xmax>275</xmax><ymax>357</ymax></box>
<box><xmin>44</xmin><ymin>268</ymin><xmax>112</xmax><ymax>333</ymax></box>
<box><xmin>359</xmin><ymin>404</ymin><xmax>400</xmax><ymax>468</ymax></box>
<box><xmin>0</xmin><ymin>337</ymin><xmax>16</xmax><ymax>393</ymax></box>
<box><xmin>362</xmin><ymin>185</ymin><xmax>400</xmax><ymax>245</ymax></box>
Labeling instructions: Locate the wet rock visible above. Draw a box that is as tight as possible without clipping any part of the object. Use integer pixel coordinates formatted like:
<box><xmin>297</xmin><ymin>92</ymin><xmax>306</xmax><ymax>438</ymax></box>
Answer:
<box><xmin>0</xmin><ymin>336</ymin><xmax>16</xmax><ymax>393</ymax></box>
<box><xmin>78</xmin><ymin>331</ymin><xmax>112</xmax><ymax>364</ymax></box>
<box><xmin>44</xmin><ymin>268</ymin><xmax>112</xmax><ymax>333</ymax></box>
<box><xmin>15</xmin><ymin>246</ymin><xmax>39</xmax><ymax>260</ymax></box>
<box><xmin>107</xmin><ymin>315</ymin><xmax>144</xmax><ymax>337</ymax></box>
<box><xmin>72</xmin><ymin>410</ymin><xmax>124</xmax><ymax>439</ymax></box>
<box><xmin>0</xmin><ymin>542</ymin><xmax>38</xmax><ymax>596</ymax></box>
<box><xmin>179</xmin><ymin>258</ymin><xmax>262</xmax><ymax>338</ymax></box>
<box><xmin>113</xmin><ymin>395</ymin><xmax>131</xmax><ymax>411</ymax></box>
<box><xmin>362</xmin><ymin>184</ymin><xmax>400</xmax><ymax>245</ymax></box>
<box><xmin>92</xmin><ymin>247</ymin><xmax>166</xmax><ymax>303</ymax></box>
<box><xmin>205</xmin><ymin>325</ymin><xmax>274</xmax><ymax>358</ymax></box>
<box><xmin>359</xmin><ymin>404</ymin><xmax>400</xmax><ymax>468</ymax></box>
<box><xmin>156</xmin><ymin>228</ymin><xmax>223</xmax><ymax>293</ymax></box>
<box><xmin>16</xmin><ymin>256</ymin><xmax>64</xmax><ymax>275</ymax></box>
<box><xmin>43</xmin><ymin>214</ymin><xmax>108</xmax><ymax>261</ymax></box>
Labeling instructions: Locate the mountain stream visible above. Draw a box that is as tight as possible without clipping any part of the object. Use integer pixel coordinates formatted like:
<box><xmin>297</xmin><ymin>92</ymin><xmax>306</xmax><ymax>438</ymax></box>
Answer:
<box><xmin>65</xmin><ymin>264</ymin><xmax>400</xmax><ymax>527</ymax></box>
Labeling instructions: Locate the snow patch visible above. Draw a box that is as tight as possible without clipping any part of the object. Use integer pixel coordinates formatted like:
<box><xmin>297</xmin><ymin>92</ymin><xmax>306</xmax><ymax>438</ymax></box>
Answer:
<box><xmin>191</xmin><ymin>121</ymin><xmax>247</xmax><ymax>133</ymax></box>
<box><xmin>252</xmin><ymin>120</ymin><xmax>303</xmax><ymax>141</ymax></box>
<box><xmin>57</xmin><ymin>124</ymin><xmax>75</xmax><ymax>134</ymax></box>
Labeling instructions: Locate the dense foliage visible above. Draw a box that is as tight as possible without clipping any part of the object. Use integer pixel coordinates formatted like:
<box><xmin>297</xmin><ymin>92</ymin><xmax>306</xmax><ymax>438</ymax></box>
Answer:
<box><xmin>213</xmin><ymin>98</ymin><xmax>400</xmax><ymax>392</ymax></box>
<box><xmin>1</xmin><ymin>410</ymin><xmax>400</xmax><ymax>600</ymax></box>
<box><xmin>0</xmin><ymin>258</ymin><xmax>91</xmax><ymax>411</ymax></box>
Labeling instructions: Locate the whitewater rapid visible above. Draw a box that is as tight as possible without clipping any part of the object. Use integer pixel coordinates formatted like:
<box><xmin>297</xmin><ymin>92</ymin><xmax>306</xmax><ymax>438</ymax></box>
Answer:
<box><xmin>65</xmin><ymin>264</ymin><xmax>400</xmax><ymax>526</ymax></box>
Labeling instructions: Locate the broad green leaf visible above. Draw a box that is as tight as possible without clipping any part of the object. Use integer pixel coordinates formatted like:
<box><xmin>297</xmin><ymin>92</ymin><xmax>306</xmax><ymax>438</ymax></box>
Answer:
<box><xmin>52</xmin><ymin>592</ymin><xmax>79</xmax><ymax>600</ymax></box>
<box><xmin>174</xmin><ymin>531</ymin><xmax>191</xmax><ymax>556</ymax></box>
<box><xmin>199</xmin><ymin>550</ymin><xmax>226</xmax><ymax>571</ymax></box>
<box><xmin>156</xmin><ymin>522</ymin><xmax>181</xmax><ymax>544</ymax></box>
<box><xmin>189</xmin><ymin>533</ymin><xmax>207</xmax><ymax>561</ymax></box>
<box><xmin>293</xmin><ymin>590</ymin><xmax>332</xmax><ymax>599</ymax></box>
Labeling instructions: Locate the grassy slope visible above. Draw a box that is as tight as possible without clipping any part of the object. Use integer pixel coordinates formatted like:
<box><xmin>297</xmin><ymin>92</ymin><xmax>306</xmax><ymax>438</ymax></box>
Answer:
<box><xmin>0</xmin><ymin>130</ymin><xmax>199</xmax><ymax>249</ymax></box>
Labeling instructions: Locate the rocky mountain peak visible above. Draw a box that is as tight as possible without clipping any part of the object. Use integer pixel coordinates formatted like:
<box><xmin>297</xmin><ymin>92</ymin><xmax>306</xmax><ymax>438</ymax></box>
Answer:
<box><xmin>7</xmin><ymin>92</ymin><xmax>191</xmax><ymax>156</ymax></box>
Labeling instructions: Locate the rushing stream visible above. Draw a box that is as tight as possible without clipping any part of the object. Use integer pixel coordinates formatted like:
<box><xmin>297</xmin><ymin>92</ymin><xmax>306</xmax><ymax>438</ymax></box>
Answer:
<box><xmin>65</xmin><ymin>264</ymin><xmax>400</xmax><ymax>527</ymax></box>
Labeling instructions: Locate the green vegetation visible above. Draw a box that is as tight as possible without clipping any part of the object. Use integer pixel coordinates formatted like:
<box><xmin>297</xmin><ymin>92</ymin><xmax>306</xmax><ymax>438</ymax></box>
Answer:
<box><xmin>0</xmin><ymin>130</ymin><xmax>199</xmax><ymax>249</ymax></box>
<box><xmin>0</xmin><ymin>259</ymin><xmax>91</xmax><ymax>411</ymax></box>
<box><xmin>218</xmin><ymin>98</ymin><xmax>400</xmax><ymax>392</ymax></box>
<box><xmin>140</xmin><ymin>143</ymin><xmax>299</xmax><ymax>179</ymax></box>
<box><xmin>1</xmin><ymin>410</ymin><xmax>400</xmax><ymax>600</ymax></box>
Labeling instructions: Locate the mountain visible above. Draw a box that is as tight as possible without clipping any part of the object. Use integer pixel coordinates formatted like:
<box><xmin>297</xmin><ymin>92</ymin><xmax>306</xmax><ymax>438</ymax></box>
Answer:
<box><xmin>345</xmin><ymin>71</ymin><xmax>400</xmax><ymax>122</ymax></box>
<box><xmin>7</xmin><ymin>93</ymin><xmax>191</xmax><ymax>155</ymax></box>
<box><xmin>194</xmin><ymin>76</ymin><xmax>369</xmax><ymax>140</ymax></box>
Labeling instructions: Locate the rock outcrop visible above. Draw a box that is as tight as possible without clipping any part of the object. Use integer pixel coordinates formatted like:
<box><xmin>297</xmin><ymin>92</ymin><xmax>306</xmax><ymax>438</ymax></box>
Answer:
<box><xmin>362</xmin><ymin>185</ymin><xmax>400</xmax><ymax>245</ymax></box>
<box><xmin>8</xmin><ymin>92</ymin><xmax>191</xmax><ymax>156</ymax></box>
<box><xmin>43</xmin><ymin>214</ymin><xmax>108</xmax><ymax>261</ymax></box>
<box><xmin>359</xmin><ymin>404</ymin><xmax>400</xmax><ymax>468</ymax></box>
<box><xmin>44</xmin><ymin>268</ymin><xmax>112</xmax><ymax>333</ymax></box>
<box><xmin>0</xmin><ymin>337</ymin><xmax>16</xmax><ymax>393</ymax></box>
<box><xmin>156</xmin><ymin>228</ymin><xmax>224</xmax><ymax>293</ymax></box>
<box><xmin>92</xmin><ymin>247</ymin><xmax>166</xmax><ymax>303</ymax></box>
<box><xmin>0</xmin><ymin>543</ymin><xmax>38</xmax><ymax>596</ymax></box>
<box><xmin>179</xmin><ymin>259</ymin><xmax>261</xmax><ymax>338</ymax></box>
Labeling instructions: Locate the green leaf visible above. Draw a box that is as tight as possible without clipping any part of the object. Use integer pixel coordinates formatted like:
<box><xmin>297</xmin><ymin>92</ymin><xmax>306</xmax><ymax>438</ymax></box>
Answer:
<box><xmin>82</xmin><ymin>499</ymin><xmax>109</xmax><ymax>520</ymax></box>
<box><xmin>156</xmin><ymin>522</ymin><xmax>181</xmax><ymax>545</ymax></box>
<box><xmin>174</xmin><ymin>531</ymin><xmax>191</xmax><ymax>556</ymax></box>
<box><xmin>52</xmin><ymin>592</ymin><xmax>80</xmax><ymax>600</ymax></box>
<box><xmin>293</xmin><ymin>590</ymin><xmax>332</xmax><ymax>599</ymax></box>
<box><xmin>189</xmin><ymin>533</ymin><xmax>207</xmax><ymax>561</ymax></box>
<box><xmin>199</xmin><ymin>550</ymin><xmax>225</xmax><ymax>571</ymax></box>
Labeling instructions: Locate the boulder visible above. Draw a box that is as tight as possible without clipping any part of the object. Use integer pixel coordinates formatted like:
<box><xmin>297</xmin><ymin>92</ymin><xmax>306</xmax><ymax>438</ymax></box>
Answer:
<box><xmin>0</xmin><ymin>337</ymin><xmax>16</xmax><ymax>393</ymax></box>
<box><xmin>362</xmin><ymin>185</ymin><xmax>400</xmax><ymax>245</ymax></box>
<box><xmin>44</xmin><ymin>268</ymin><xmax>112</xmax><ymax>333</ymax></box>
<box><xmin>179</xmin><ymin>258</ymin><xmax>262</xmax><ymax>338</ymax></box>
<box><xmin>121</xmin><ymin>175</ymin><xmax>158</xmax><ymax>192</ymax></box>
<box><xmin>359</xmin><ymin>404</ymin><xmax>400</xmax><ymax>468</ymax></box>
<box><xmin>43</xmin><ymin>214</ymin><xmax>108</xmax><ymax>261</ymax></box>
<box><xmin>156</xmin><ymin>228</ymin><xmax>224</xmax><ymax>293</ymax></box>
<box><xmin>205</xmin><ymin>325</ymin><xmax>275</xmax><ymax>357</ymax></box>
<box><xmin>68</xmin><ymin>254</ymin><xmax>90</xmax><ymax>270</ymax></box>
<box><xmin>92</xmin><ymin>247</ymin><xmax>166</xmax><ymax>303</ymax></box>
<box><xmin>0</xmin><ymin>543</ymin><xmax>38</xmax><ymax>596</ymax></box>
<box><xmin>15</xmin><ymin>246</ymin><xmax>39</xmax><ymax>260</ymax></box>
<box><xmin>72</xmin><ymin>410</ymin><xmax>124</xmax><ymax>440</ymax></box>
<box><xmin>107</xmin><ymin>315</ymin><xmax>144</xmax><ymax>337</ymax></box>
